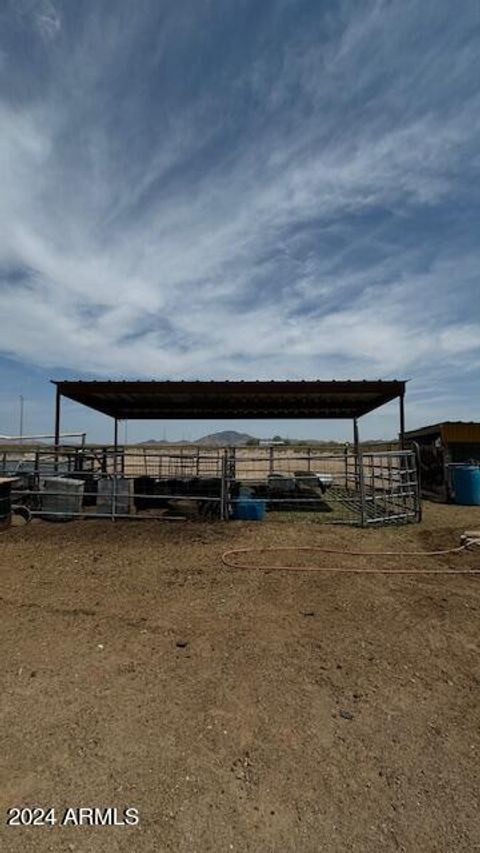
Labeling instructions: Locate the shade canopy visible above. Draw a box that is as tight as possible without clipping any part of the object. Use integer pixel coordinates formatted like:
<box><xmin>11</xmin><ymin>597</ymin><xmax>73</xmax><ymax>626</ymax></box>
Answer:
<box><xmin>52</xmin><ymin>380</ymin><xmax>405</xmax><ymax>420</ymax></box>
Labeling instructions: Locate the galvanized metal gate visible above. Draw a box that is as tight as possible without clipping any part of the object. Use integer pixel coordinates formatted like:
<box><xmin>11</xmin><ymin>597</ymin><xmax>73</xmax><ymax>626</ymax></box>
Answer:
<box><xmin>350</xmin><ymin>450</ymin><xmax>420</xmax><ymax>526</ymax></box>
<box><xmin>223</xmin><ymin>447</ymin><xmax>420</xmax><ymax>526</ymax></box>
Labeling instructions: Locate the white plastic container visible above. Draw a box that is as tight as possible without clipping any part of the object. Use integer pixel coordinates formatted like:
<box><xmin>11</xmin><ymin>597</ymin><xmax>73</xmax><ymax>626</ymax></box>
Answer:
<box><xmin>42</xmin><ymin>477</ymin><xmax>85</xmax><ymax>520</ymax></box>
<box><xmin>96</xmin><ymin>477</ymin><xmax>133</xmax><ymax>516</ymax></box>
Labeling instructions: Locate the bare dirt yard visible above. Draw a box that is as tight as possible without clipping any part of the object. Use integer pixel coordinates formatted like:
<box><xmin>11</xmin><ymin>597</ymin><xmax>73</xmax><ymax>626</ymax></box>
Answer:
<box><xmin>1</xmin><ymin>502</ymin><xmax>480</xmax><ymax>853</ymax></box>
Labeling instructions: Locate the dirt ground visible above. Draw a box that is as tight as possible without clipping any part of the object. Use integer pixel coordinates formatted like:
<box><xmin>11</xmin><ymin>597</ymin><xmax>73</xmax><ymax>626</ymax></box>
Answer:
<box><xmin>1</xmin><ymin>502</ymin><xmax>480</xmax><ymax>853</ymax></box>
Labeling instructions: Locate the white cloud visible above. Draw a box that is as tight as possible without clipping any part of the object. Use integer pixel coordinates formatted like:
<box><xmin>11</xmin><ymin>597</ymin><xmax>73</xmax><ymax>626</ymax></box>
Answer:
<box><xmin>9</xmin><ymin>0</ymin><xmax>62</xmax><ymax>40</ymax></box>
<box><xmin>0</xmin><ymin>0</ymin><xmax>479</xmax><ymax>405</ymax></box>
<box><xmin>36</xmin><ymin>3</ymin><xmax>61</xmax><ymax>41</ymax></box>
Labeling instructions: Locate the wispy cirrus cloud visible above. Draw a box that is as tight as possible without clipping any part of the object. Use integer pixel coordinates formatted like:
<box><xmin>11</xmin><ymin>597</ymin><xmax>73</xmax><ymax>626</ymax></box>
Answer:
<box><xmin>7</xmin><ymin>0</ymin><xmax>62</xmax><ymax>41</ymax></box>
<box><xmin>0</xmin><ymin>0</ymin><xmax>479</xmax><ymax>436</ymax></box>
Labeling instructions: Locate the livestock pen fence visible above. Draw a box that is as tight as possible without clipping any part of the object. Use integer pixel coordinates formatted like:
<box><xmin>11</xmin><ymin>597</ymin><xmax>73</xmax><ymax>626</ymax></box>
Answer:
<box><xmin>2</xmin><ymin>443</ymin><xmax>420</xmax><ymax>526</ymax></box>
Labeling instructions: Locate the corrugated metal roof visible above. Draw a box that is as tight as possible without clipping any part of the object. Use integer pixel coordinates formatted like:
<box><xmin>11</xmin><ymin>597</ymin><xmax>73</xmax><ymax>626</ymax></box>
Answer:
<box><xmin>404</xmin><ymin>421</ymin><xmax>480</xmax><ymax>443</ymax></box>
<box><xmin>52</xmin><ymin>379</ymin><xmax>406</xmax><ymax>420</ymax></box>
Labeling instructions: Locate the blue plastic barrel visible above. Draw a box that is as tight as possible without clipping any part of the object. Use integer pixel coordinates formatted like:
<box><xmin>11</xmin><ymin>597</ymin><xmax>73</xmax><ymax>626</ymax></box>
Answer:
<box><xmin>232</xmin><ymin>498</ymin><xmax>266</xmax><ymax>521</ymax></box>
<box><xmin>452</xmin><ymin>465</ymin><xmax>480</xmax><ymax>506</ymax></box>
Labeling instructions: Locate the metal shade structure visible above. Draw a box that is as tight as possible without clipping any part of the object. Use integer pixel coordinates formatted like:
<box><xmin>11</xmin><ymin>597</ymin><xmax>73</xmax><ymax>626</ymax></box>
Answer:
<box><xmin>52</xmin><ymin>379</ymin><xmax>404</xmax><ymax>420</ymax></box>
<box><xmin>51</xmin><ymin>379</ymin><xmax>407</xmax><ymax>450</ymax></box>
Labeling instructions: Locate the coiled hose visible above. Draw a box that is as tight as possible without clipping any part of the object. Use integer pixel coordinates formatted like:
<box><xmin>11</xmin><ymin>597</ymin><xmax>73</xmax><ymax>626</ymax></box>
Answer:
<box><xmin>221</xmin><ymin>539</ymin><xmax>480</xmax><ymax>574</ymax></box>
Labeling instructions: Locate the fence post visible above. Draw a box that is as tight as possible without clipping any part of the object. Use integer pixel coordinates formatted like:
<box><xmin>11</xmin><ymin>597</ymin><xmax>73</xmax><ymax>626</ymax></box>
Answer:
<box><xmin>412</xmin><ymin>443</ymin><xmax>422</xmax><ymax>523</ymax></box>
<box><xmin>269</xmin><ymin>445</ymin><xmax>274</xmax><ymax>475</ymax></box>
<box><xmin>358</xmin><ymin>451</ymin><xmax>366</xmax><ymax>527</ymax></box>
<box><xmin>112</xmin><ymin>474</ymin><xmax>117</xmax><ymax>522</ymax></box>
<box><xmin>220</xmin><ymin>449</ymin><xmax>229</xmax><ymax>520</ymax></box>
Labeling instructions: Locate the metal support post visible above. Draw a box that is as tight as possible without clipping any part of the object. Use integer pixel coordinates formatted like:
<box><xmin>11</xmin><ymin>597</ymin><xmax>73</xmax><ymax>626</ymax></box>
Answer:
<box><xmin>54</xmin><ymin>386</ymin><xmax>61</xmax><ymax>472</ymax></box>
<box><xmin>113</xmin><ymin>418</ymin><xmax>119</xmax><ymax>474</ymax></box>
<box><xmin>399</xmin><ymin>391</ymin><xmax>405</xmax><ymax>450</ymax></box>
<box><xmin>112</xmin><ymin>418</ymin><xmax>119</xmax><ymax>520</ymax></box>
<box><xmin>353</xmin><ymin>417</ymin><xmax>359</xmax><ymax>488</ymax></box>
<box><xmin>220</xmin><ymin>449</ymin><xmax>229</xmax><ymax>520</ymax></box>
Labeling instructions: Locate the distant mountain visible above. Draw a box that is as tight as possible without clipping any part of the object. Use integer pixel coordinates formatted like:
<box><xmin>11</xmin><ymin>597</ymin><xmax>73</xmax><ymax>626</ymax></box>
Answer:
<box><xmin>195</xmin><ymin>430</ymin><xmax>255</xmax><ymax>446</ymax></box>
<box><xmin>137</xmin><ymin>430</ymin><xmax>255</xmax><ymax>446</ymax></box>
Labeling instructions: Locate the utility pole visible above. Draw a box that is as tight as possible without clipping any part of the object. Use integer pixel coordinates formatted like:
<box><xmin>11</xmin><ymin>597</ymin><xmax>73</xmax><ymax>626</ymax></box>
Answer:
<box><xmin>19</xmin><ymin>395</ymin><xmax>24</xmax><ymax>442</ymax></box>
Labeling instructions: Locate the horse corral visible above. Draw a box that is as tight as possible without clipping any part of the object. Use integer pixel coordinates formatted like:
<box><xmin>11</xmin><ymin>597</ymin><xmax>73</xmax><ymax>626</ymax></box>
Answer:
<box><xmin>2</xmin><ymin>443</ymin><xmax>420</xmax><ymax>527</ymax></box>
<box><xmin>0</xmin><ymin>378</ymin><xmax>420</xmax><ymax>528</ymax></box>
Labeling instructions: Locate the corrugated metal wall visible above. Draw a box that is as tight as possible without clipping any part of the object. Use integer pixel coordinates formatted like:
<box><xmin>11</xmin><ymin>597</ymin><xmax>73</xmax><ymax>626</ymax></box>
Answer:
<box><xmin>441</xmin><ymin>423</ymin><xmax>480</xmax><ymax>444</ymax></box>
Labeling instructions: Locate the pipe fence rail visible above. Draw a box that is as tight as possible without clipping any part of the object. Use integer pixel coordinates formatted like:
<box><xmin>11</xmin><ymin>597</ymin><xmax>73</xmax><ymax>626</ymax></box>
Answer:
<box><xmin>2</xmin><ymin>444</ymin><xmax>420</xmax><ymax>527</ymax></box>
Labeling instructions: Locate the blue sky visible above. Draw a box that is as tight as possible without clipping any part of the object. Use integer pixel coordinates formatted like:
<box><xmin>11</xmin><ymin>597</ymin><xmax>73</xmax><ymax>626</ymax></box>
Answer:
<box><xmin>1</xmin><ymin>0</ymin><xmax>479</xmax><ymax>442</ymax></box>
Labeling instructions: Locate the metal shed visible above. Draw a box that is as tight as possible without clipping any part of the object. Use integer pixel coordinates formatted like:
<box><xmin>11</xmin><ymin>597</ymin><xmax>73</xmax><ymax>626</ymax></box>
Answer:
<box><xmin>404</xmin><ymin>421</ymin><xmax>480</xmax><ymax>500</ymax></box>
